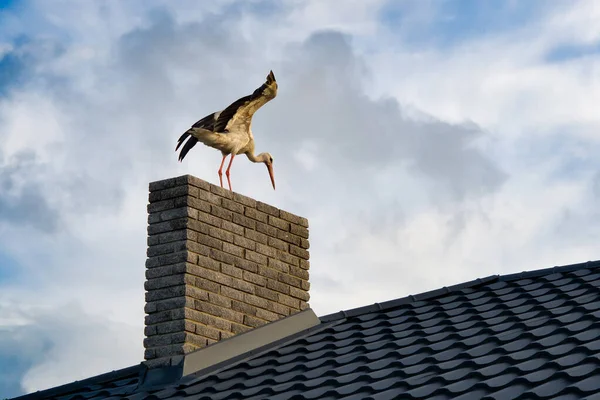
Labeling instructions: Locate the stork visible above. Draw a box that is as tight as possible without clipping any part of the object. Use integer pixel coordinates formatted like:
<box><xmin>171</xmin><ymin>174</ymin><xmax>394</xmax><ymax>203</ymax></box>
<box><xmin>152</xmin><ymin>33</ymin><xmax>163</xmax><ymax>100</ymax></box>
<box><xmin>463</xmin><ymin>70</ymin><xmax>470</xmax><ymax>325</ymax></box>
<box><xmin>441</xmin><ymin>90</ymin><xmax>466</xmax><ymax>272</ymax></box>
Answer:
<box><xmin>176</xmin><ymin>71</ymin><xmax>278</xmax><ymax>191</ymax></box>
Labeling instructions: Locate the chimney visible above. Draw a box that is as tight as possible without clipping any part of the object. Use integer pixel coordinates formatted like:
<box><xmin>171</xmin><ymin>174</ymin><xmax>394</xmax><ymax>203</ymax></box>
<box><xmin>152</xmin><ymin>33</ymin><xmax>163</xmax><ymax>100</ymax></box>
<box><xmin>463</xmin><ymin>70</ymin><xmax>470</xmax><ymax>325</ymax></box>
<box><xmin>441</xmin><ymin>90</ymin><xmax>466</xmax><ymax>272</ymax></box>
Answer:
<box><xmin>143</xmin><ymin>175</ymin><xmax>310</xmax><ymax>367</ymax></box>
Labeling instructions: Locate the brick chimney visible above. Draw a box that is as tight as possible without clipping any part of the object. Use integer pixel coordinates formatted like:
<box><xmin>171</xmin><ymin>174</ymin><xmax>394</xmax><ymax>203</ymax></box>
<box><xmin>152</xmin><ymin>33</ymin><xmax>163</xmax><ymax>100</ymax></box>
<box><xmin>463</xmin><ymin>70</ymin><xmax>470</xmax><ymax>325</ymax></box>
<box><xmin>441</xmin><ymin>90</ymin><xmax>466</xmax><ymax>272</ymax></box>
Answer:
<box><xmin>144</xmin><ymin>175</ymin><xmax>310</xmax><ymax>367</ymax></box>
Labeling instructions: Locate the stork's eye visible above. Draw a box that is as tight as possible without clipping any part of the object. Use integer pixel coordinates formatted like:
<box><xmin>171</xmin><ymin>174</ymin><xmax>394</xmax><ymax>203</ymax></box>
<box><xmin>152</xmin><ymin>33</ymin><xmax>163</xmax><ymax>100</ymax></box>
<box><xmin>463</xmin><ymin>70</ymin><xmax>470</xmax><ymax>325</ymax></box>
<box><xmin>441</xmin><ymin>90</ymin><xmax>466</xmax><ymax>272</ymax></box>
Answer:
<box><xmin>269</xmin><ymin>157</ymin><xmax>273</xmax><ymax>163</ymax></box>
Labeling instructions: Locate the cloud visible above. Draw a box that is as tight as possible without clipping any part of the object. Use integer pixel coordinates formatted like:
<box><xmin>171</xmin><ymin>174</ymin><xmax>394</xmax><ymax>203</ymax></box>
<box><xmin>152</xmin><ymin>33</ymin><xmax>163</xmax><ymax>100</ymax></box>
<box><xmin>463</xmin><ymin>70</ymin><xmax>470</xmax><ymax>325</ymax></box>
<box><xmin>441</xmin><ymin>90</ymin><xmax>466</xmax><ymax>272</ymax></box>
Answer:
<box><xmin>0</xmin><ymin>0</ymin><xmax>599</xmax><ymax>396</ymax></box>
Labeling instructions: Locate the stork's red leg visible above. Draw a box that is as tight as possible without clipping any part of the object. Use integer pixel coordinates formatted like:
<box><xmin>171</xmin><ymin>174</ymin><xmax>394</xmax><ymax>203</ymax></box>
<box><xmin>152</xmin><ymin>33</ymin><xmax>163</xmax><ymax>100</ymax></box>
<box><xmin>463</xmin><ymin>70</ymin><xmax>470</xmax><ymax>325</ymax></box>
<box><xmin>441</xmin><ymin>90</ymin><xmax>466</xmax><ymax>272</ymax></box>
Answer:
<box><xmin>218</xmin><ymin>155</ymin><xmax>228</xmax><ymax>188</ymax></box>
<box><xmin>225</xmin><ymin>154</ymin><xmax>235</xmax><ymax>191</ymax></box>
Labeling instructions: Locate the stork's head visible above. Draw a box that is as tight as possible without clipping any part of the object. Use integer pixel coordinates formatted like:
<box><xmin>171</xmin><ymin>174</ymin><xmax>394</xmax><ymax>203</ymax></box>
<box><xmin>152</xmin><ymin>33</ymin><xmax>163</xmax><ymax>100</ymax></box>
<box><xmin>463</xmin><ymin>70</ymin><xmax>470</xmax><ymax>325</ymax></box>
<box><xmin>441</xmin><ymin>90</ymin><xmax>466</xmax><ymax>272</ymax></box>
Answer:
<box><xmin>262</xmin><ymin>70</ymin><xmax>278</xmax><ymax>100</ymax></box>
<box><xmin>259</xmin><ymin>152</ymin><xmax>276</xmax><ymax>190</ymax></box>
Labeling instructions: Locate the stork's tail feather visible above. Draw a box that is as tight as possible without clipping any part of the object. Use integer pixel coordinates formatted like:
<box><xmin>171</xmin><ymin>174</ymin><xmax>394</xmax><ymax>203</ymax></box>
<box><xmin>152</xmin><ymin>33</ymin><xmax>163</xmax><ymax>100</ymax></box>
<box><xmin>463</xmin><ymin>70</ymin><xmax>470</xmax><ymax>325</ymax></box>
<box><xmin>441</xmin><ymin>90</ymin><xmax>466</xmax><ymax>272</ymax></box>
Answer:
<box><xmin>176</xmin><ymin>131</ymin><xmax>198</xmax><ymax>162</ymax></box>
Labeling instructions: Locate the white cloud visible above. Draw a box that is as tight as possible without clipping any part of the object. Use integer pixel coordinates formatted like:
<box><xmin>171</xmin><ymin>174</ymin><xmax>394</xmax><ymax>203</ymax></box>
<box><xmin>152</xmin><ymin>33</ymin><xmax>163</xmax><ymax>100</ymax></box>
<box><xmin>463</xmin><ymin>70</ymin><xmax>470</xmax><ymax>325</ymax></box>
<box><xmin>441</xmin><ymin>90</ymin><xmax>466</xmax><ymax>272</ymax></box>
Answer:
<box><xmin>0</xmin><ymin>0</ymin><xmax>599</xmax><ymax>395</ymax></box>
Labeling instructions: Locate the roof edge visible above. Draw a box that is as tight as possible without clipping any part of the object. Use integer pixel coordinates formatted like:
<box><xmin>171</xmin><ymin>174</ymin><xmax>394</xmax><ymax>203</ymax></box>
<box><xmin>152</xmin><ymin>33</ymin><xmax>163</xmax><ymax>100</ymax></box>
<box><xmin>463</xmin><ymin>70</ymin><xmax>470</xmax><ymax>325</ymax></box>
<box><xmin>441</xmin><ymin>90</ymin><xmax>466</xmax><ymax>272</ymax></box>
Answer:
<box><xmin>11</xmin><ymin>364</ymin><xmax>144</xmax><ymax>400</ymax></box>
<box><xmin>499</xmin><ymin>259</ymin><xmax>600</xmax><ymax>282</ymax></box>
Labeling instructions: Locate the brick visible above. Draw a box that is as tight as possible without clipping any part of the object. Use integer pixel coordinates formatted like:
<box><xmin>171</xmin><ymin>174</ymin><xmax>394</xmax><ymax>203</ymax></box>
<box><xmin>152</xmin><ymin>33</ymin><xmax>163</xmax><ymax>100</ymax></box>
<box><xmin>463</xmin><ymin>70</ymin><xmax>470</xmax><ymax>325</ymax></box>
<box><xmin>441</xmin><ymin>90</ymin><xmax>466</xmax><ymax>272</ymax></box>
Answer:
<box><xmin>145</xmin><ymin>262</ymin><xmax>186</xmax><ymax>279</ymax></box>
<box><xmin>145</xmin><ymin>285</ymin><xmax>186</xmax><ymax>302</ymax></box>
<box><xmin>277</xmin><ymin>230</ymin><xmax>302</xmax><ymax>246</ymax></box>
<box><xmin>175</xmin><ymin>175</ymin><xmax>211</xmax><ymax>191</ymax></box>
<box><xmin>244</xmin><ymin>207</ymin><xmax>268</xmax><ymax>223</ymax></box>
<box><xmin>148</xmin><ymin>213</ymin><xmax>161</xmax><ymax>224</ymax></box>
<box><xmin>185</xmin><ymin>286</ymin><xmax>210</xmax><ymax>301</ymax></box>
<box><xmin>220</xmin><ymin>331</ymin><xmax>235</xmax><ymax>339</ymax></box>
<box><xmin>222</xmin><ymin>220</ymin><xmax>245</xmax><ymax>235</ymax></box>
<box><xmin>276</xmin><ymin>250</ymin><xmax>300</xmax><ymax>266</ymax></box>
<box><xmin>233</xmin><ymin>213</ymin><xmax>256</xmax><ymax>229</ymax></box>
<box><xmin>280</xmin><ymin>210</ymin><xmax>308</xmax><ymax>228</ymax></box>
<box><xmin>268</xmin><ymin>215</ymin><xmax>290</xmax><ymax>231</ymax></box>
<box><xmin>145</xmin><ymin>274</ymin><xmax>187</xmax><ymax>290</ymax></box>
<box><xmin>289</xmin><ymin>286</ymin><xmax>310</xmax><ymax>301</ymax></box>
<box><xmin>223</xmin><ymin>242</ymin><xmax>245</xmax><ymax>257</ymax></box>
<box><xmin>208</xmin><ymin>293</ymin><xmax>231</xmax><ymax>308</ymax></box>
<box><xmin>255</xmin><ymin>243</ymin><xmax>276</xmax><ymax>258</ymax></box>
<box><xmin>301</xmin><ymin>280</ymin><xmax>310</xmax><ymax>291</ymax></box>
<box><xmin>290</xmin><ymin>245</ymin><xmax>310</xmax><ymax>260</ymax></box>
<box><xmin>197</xmin><ymin>255</ymin><xmax>220</xmax><ymax>271</ymax></box>
<box><xmin>146</xmin><ymin>251</ymin><xmax>195</xmax><ymax>269</ymax></box>
<box><xmin>211</xmin><ymin>204</ymin><xmax>233</xmax><ymax>221</ymax></box>
<box><xmin>184</xmin><ymin>308</ymin><xmax>231</xmax><ymax>331</ymax></box>
<box><xmin>234</xmin><ymin>257</ymin><xmax>259</xmax><ymax>273</ymax></box>
<box><xmin>300</xmin><ymin>260</ymin><xmax>310</xmax><ymax>270</ymax></box>
<box><xmin>245</xmin><ymin>229</ymin><xmax>268</xmax><ymax>245</ymax></box>
<box><xmin>186</xmin><ymin>241</ymin><xmax>210</xmax><ymax>257</ymax></box>
<box><xmin>159</xmin><ymin>207</ymin><xmax>197</xmax><ymax>222</ymax></box>
<box><xmin>188</xmin><ymin>219</ymin><xmax>209</xmax><ymax>235</ymax></box>
<box><xmin>150</xmin><ymin>177</ymin><xmax>178</xmax><ymax>192</ymax></box>
<box><xmin>187</xmin><ymin>264</ymin><xmax>233</xmax><ymax>286</ymax></box>
<box><xmin>221</xmin><ymin>263</ymin><xmax>243</xmax><ymax>279</ymax></box>
<box><xmin>234</xmin><ymin>235</ymin><xmax>255</xmax><ymax>251</ymax></box>
<box><xmin>244</xmin><ymin>314</ymin><xmax>267</xmax><ymax>328</ymax></box>
<box><xmin>195</xmin><ymin>301</ymin><xmax>244</xmax><ymax>323</ymax></box>
<box><xmin>278</xmin><ymin>293</ymin><xmax>300</xmax><ymax>309</ymax></box>
<box><xmin>153</xmin><ymin>229</ymin><xmax>191</xmax><ymax>244</ymax></box>
<box><xmin>194</xmin><ymin>278</ymin><xmax>219</xmax><ymax>293</ymax></box>
<box><xmin>258</xmin><ymin>265</ymin><xmax>279</xmax><ymax>280</ymax></box>
<box><xmin>265</xmin><ymin>301</ymin><xmax>291</xmax><ymax>316</ymax></box>
<box><xmin>148</xmin><ymin>198</ymin><xmax>175</xmax><ymax>213</ymax></box>
<box><xmin>197</xmin><ymin>211</ymin><xmax>222</xmax><ymax>228</ymax></box>
<box><xmin>231</xmin><ymin>300</ymin><xmax>258</xmax><ymax>316</ymax></box>
<box><xmin>267</xmin><ymin>236</ymin><xmax>288</xmax><ymax>252</ymax></box>
<box><xmin>147</xmin><ymin>297</ymin><xmax>191</xmax><ymax>313</ymax></box>
<box><xmin>221</xmin><ymin>286</ymin><xmax>245</xmax><ymax>302</ymax></box>
<box><xmin>183</xmin><ymin>332</ymin><xmax>209</xmax><ymax>348</ymax></box>
<box><xmin>145</xmin><ymin>309</ymin><xmax>177</xmax><ymax>325</ymax></box>
<box><xmin>243</xmin><ymin>270</ymin><xmax>267</xmax><ymax>286</ymax></box>
<box><xmin>210</xmin><ymin>184</ymin><xmax>233</xmax><ymax>199</ymax></box>
<box><xmin>233</xmin><ymin>192</ymin><xmax>256</xmax><ymax>207</ymax></box>
<box><xmin>147</xmin><ymin>240</ymin><xmax>186</xmax><ymax>257</ymax></box>
<box><xmin>154</xmin><ymin>344</ymin><xmax>187</xmax><ymax>357</ymax></box>
<box><xmin>148</xmin><ymin>235</ymin><xmax>160</xmax><ymax>246</ymax></box>
<box><xmin>148</xmin><ymin>218</ymin><xmax>187</xmax><ymax>235</ymax></box>
<box><xmin>290</xmin><ymin>224</ymin><xmax>309</xmax><ymax>239</ymax></box>
<box><xmin>278</xmin><ymin>273</ymin><xmax>303</xmax><ymax>288</ymax></box>
<box><xmin>153</xmin><ymin>320</ymin><xmax>186</xmax><ymax>335</ymax></box>
<box><xmin>195</xmin><ymin>324</ymin><xmax>222</xmax><ymax>340</ymax></box>
<box><xmin>210</xmin><ymin>248</ymin><xmax>237</xmax><ymax>265</ymax></box>
<box><xmin>266</xmin><ymin>279</ymin><xmax>289</xmax><ymax>295</ymax></box>
<box><xmin>256</xmin><ymin>221</ymin><xmax>278</xmax><ymax>237</ymax></box>
<box><xmin>256</xmin><ymin>308</ymin><xmax>280</xmax><ymax>322</ymax></box>
<box><xmin>256</xmin><ymin>283</ymin><xmax>279</xmax><ymax>300</ymax></box>
<box><xmin>186</xmin><ymin>196</ymin><xmax>211</xmax><ymax>213</ymax></box>
<box><xmin>231</xmin><ymin>277</ymin><xmax>255</xmax><ymax>294</ymax></box>
<box><xmin>268</xmin><ymin>258</ymin><xmax>290</xmax><ymax>273</ymax></box>
<box><xmin>246</xmin><ymin>250</ymin><xmax>267</xmax><ymax>265</ymax></box>
<box><xmin>300</xmin><ymin>238</ymin><xmax>309</xmax><ymax>249</ymax></box>
<box><xmin>231</xmin><ymin>323</ymin><xmax>251</xmax><ymax>334</ymax></box>
<box><xmin>208</xmin><ymin>226</ymin><xmax>234</xmax><ymax>243</ymax></box>
<box><xmin>197</xmin><ymin>234</ymin><xmax>223</xmax><ymax>250</ymax></box>
<box><xmin>300</xmin><ymin>301</ymin><xmax>309</xmax><ymax>310</ymax></box>
<box><xmin>144</xmin><ymin>334</ymin><xmax>173</xmax><ymax>347</ymax></box>
<box><xmin>245</xmin><ymin>293</ymin><xmax>270</xmax><ymax>309</ymax></box>
<box><xmin>197</xmin><ymin>188</ymin><xmax>222</xmax><ymax>205</ymax></box>
<box><xmin>222</xmin><ymin>198</ymin><xmax>244</xmax><ymax>214</ymax></box>
<box><xmin>290</xmin><ymin>265</ymin><xmax>309</xmax><ymax>280</ymax></box>
<box><xmin>145</xmin><ymin>325</ymin><xmax>157</xmax><ymax>336</ymax></box>
<box><xmin>256</xmin><ymin>201</ymin><xmax>279</xmax><ymax>217</ymax></box>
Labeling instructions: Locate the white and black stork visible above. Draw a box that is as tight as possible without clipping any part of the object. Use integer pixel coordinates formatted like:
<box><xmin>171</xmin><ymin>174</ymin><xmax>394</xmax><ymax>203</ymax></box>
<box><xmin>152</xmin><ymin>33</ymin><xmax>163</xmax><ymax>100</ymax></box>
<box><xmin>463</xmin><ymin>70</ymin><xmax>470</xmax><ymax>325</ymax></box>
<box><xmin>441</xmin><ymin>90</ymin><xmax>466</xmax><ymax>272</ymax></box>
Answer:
<box><xmin>176</xmin><ymin>71</ymin><xmax>278</xmax><ymax>191</ymax></box>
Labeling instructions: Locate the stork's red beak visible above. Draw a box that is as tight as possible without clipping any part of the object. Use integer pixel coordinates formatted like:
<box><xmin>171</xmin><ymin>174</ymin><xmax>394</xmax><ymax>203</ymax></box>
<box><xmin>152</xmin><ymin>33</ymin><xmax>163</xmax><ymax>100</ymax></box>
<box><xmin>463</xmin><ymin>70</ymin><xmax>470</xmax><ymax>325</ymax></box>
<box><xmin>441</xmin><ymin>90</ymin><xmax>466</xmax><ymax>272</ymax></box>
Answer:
<box><xmin>266</xmin><ymin>163</ymin><xmax>276</xmax><ymax>190</ymax></box>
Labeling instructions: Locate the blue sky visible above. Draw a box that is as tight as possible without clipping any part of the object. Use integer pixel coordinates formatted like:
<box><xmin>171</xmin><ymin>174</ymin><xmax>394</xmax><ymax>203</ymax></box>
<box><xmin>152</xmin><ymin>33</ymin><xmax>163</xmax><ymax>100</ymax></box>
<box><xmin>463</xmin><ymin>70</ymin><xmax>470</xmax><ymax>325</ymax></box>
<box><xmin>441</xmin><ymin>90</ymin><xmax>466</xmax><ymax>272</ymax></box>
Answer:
<box><xmin>1</xmin><ymin>0</ymin><xmax>599</xmax><ymax>397</ymax></box>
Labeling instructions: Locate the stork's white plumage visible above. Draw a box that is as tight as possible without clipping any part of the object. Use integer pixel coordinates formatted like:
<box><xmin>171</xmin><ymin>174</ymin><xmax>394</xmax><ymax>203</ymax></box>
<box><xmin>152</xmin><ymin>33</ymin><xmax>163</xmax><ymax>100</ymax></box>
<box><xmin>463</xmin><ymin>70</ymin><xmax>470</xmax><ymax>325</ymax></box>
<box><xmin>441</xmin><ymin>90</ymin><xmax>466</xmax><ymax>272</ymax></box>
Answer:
<box><xmin>176</xmin><ymin>71</ymin><xmax>278</xmax><ymax>191</ymax></box>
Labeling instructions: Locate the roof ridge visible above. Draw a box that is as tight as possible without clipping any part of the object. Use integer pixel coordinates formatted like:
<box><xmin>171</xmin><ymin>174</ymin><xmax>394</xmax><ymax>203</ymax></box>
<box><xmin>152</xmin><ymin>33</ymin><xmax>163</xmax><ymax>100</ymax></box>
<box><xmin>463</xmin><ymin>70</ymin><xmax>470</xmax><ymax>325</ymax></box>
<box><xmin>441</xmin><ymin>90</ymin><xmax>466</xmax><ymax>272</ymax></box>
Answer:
<box><xmin>320</xmin><ymin>258</ymin><xmax>600</xmax><ymax>322</ymax></box>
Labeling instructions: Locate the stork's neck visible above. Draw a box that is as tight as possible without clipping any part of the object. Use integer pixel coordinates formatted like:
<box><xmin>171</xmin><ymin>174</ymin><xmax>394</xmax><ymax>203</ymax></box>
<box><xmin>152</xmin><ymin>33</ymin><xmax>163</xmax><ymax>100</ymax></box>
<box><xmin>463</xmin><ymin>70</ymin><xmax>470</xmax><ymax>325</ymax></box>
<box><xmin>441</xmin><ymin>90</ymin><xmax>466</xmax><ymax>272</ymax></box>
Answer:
<box><xmin>245</xmin><ymin>151</ymin><xmax>261</xmax><ymax>163</ymax></box>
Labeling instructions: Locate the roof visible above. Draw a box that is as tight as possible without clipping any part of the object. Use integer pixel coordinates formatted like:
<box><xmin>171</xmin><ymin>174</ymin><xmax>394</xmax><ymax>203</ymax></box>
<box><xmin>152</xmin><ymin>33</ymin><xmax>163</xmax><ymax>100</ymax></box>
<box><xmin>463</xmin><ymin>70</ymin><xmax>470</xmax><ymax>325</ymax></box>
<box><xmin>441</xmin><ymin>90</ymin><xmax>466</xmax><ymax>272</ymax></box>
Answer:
<box><xmin>14</xmin><ymin>259</ymin><xmax>600</xmax><ymax>400</ymax></box>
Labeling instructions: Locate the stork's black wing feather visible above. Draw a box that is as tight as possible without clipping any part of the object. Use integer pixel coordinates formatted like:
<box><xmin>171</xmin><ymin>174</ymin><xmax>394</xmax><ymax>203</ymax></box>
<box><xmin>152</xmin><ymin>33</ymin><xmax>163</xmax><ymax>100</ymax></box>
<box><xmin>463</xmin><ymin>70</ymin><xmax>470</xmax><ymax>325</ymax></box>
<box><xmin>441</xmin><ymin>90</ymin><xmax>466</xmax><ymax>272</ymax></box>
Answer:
<box><xmin>213</xmin><ymin>82</ymin><xmax>268</xmax><ymax>133</ymax></box>
<box><xmin>177</xmin><ymin>135</ymin><xmax>198</xmax><ymax>162</ymax></box>
<box><xmin>192</xmin><ymin>112</ymin><xmax>218</xmax><ymax>130</ymax></box>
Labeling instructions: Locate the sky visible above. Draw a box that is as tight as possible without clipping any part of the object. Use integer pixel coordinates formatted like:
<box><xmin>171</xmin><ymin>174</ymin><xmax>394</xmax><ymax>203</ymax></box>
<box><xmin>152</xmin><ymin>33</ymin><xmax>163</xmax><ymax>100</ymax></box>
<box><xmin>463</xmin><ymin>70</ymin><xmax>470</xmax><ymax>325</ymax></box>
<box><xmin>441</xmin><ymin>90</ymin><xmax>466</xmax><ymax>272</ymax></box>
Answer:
<box><xmin>0</xmin><ymin>0</ymin><xmax>599</xmax><ymax>397</ymax></box>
